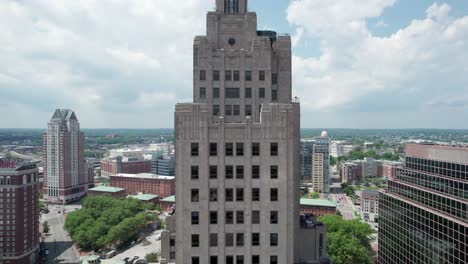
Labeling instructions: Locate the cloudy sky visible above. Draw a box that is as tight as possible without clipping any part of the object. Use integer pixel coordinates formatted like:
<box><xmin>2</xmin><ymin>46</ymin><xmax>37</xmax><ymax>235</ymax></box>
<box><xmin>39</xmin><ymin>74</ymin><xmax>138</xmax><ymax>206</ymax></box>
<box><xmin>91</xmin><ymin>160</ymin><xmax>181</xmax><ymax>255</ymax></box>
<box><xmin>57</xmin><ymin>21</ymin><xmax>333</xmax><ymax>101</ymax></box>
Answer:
<box><xmin>1</xmin><ymin>0</ymin><xmax>467</xmax><ymax>129</ymax></box>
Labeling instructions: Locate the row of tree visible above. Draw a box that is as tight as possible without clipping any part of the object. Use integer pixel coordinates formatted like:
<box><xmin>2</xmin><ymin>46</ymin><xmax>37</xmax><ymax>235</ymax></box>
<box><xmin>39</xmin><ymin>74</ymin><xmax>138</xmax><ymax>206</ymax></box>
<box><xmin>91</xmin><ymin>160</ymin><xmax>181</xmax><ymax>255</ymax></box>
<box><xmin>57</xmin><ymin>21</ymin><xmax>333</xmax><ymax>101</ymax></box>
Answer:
<box><xmin>331</xmin><ymin>150</ymin><xmax>400</xmax><ymax>166</ymax></box>
<box><xmin>318</xmin><ymin>215</ymin><xmax>374</xmax><ymax>264</ymax></box>
<box><xmin>64</xmin><ymin>196</ymin><xmax>158</xmax><ymax>251</ymax></box>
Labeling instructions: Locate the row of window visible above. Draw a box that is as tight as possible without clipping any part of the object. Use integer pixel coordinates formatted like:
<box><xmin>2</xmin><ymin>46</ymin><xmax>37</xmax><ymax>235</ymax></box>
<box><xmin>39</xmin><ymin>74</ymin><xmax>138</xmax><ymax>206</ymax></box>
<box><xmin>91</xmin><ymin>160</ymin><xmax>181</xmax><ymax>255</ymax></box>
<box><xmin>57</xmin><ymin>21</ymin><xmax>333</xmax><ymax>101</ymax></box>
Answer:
<box><xmin>200</xmin><ymin>87</ymin><xmax>278</xmax><ymax>101</ymax></box>
<box><xmin>191</xmin><ymin>232</ymin><xmax>278</xmax><ymax>248</ymax></box>
<box><xmin>192</xmin><ymin>165</ymin><xmax>278</xmax><ymax>180</ymax></box>
<box><xmin>192</xmin><ymin>255</ymin><xmax>278</xmax><ymax>264</ymax></box>
<box><xmin>191</xmin><ymin>209</ymin><xmax>278</xmax><ymax>225</ymax></box>
<box><xmin>200</xmin><ymin>70</ymin><xmax>277</xmax><ymax>84</ymax></box>
<box><xmin>190</xmin><ymin>188</ymin><xmax>279</xmax><ymax>202</ymax></box>
<box><xmin>405</xmin><ymin>157</ymin><xmax>468</xmax><ymax>180</ymax></box>
<box><xmin>191</xmin><ymin>142</ymin><xmax>278</xmax><ymax>157</ymax></box>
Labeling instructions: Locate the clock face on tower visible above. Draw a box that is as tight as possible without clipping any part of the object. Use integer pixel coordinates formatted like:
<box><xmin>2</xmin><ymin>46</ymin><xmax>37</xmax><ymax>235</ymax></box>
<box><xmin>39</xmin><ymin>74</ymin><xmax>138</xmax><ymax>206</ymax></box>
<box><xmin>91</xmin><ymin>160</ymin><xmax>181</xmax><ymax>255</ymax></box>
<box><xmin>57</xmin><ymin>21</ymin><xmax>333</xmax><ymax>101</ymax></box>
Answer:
<box><xmin>228</xmin><ymin>38</ymin><xmax>236</xmax><ymax>46</ymax></box>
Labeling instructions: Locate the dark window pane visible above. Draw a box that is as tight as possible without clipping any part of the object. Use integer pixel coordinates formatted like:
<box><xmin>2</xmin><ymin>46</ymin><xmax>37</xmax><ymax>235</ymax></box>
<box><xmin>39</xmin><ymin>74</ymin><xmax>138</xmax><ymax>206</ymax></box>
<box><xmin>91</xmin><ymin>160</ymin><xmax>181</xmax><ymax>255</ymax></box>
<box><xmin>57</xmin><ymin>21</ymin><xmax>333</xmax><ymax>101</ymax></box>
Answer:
<box><xmin>270</xmin><ymin>211</ymin><xmax>278</xmax><ymax>224</ymax></box>
<box><xmin>252</xmin><ymin>143</ymin><xmax>260</xmax><ymax>156</ymax></box>
<box><xmin>236</xmin><ymin>233</ymin><xmax>244</xmax><ymax>247</ymax></box>
<box><xmin>236</xmin><ymin>256</ymin><xmax>244</xmax><ymax>264</ymax></box>
<box><xmin>270</xmin><ymin>233</ymin><xmax>278</xmax><ymax>246</ymax></box>
<box><xmin>271</xmin><ymin>188</ymin><xmax>278</xmax><ymax>201</ymax></box>
<box><xmin>252</xmin><ymin>210</ymin><xmax>260</xmax><ymax>224</ymax></box>
<box><xmin>191</xmin><ymin>143</ymin><xmax>199</xmax><ymax>156</ymax></box>
<box><xmin>252</xmin><ymin>233</ymin><xmax>260</xmax><ymax>246</ymax></box>
<box><xmin>213</xmin><ymin>105</ymin><xmax>220</xmax><ymax>116</ymax></box>
<box><xmin>191</xmin><ymin>189</ymin><xmax>199</xmax><ymax>202</ymax></box>
<box><xmin>200</xmin><ymin>87</ymin><xmax>206</xmax><ymax>99</ymax></box>
<box><xmin>252</xmin><ymin>188</ymin><xmax>260</xmax><ymax>201</ymax></box>
<box><xmin>213</xmin><ymin>87</ymin><xmax>220</xmax><ymax>98</ymax></box>
<box><xmin>236</xmin><ymin>166</ymin><xmax>244</xmax><ymax>179</ymax></box>
<box><xmin>226</xmin><ymin>211</ymin><xmax>234</xmax><ymax>224</ymax></box>
<box><xmin>236</xmin><ymin>210</ymin><xmax>244</xmax><ymax>224</ymax></box>
<box><xmin>236</xmin><ymin>188</ymin><xmax>244</xmax><ymax>201</ymax></box>
<box><xmin>191</xmin><ymin>166</ymin><xmax>199</xmax><ymax>180</ymax></box>
<box><xmin>233</xmin><ymin>70</ymin><xmax>240</xmax><ymax>81</ymax></box>
<box><xmin>272</xmin><ymin>73</ymin><xmax>278</xmax><ymax>85</ymax></box>
<box><xmin>210</xmin><ymin>233</ymin><xmax>218</xmax><ymax>247</ymax></box>
<box><xmin>259</xmin><ymin>88</ymin><xmax>265</xmax><ymax>98</ymax></box>
<box><xmin>213</xmin><ymin>70</ymin><xmax>220</xmax><ymax>81</ymax></box>
<box><xmin>210</xmin><ymin>188</ymin><xmax>218</xmax><ymax>202</ymax></box>
<box><xmin>226</xmin><ymin>256</ymin><xmax>234</xmax><ymax>264</ymax></box>
<box><xmin>270</xmin><ymin>256</ymin><xmax>278</xmax><ymax>264</ymax></box>
<box><xmin>226</xmin><ymin>188</ymin><xmax>234</xmax><ymax>201</ymax></box>
<box><xmin>226</xmin><ymin>143</ymin><xmax>234</xmax><ymax>156</ymax></box>
<box><xmin>245</xmin><ymin>87</ymin><xmax>252</xmax><ymax>98</ymax></box>
<box><xmin>252</xmin><ymin>255</ymin><xmax>260</xmax><ymax>264</ymax></box>
<box><xmin>199</xmin><ymin>70</ymin><xmax>206</xmax><ymax>81</ymax></box>
<box><xmin>225</xmin><ymin>105</ymin><xmax>232</xmax><ymax>116</ymax></box>
<box><xmin>225</xmin><ymin>70</ymin><xmax>232</xmax><ymax>81</ymax></box>
<box><xmin>233</xmin><ymin>105</ymin><xmax>240</xmax><ymax>115</ymax></box>
<box><xmin>192</xmin><ymin>234</ymin><xmax>200</xmax><ymax>247</ymax></box>
<box><xmin>272</xmin><ymin>90</ymin><xmax>278</xmax><ymax>101</ymax></box>
<box><xmin>210</xmin><ymin>165</ymin><xmax>218</xmax><ymax>179</ymax></box>
<box><xmin>236</xmin><ymin>143</ymin><xmax>244</xmax><ymax>156</ymax></box>
<box><xmin>259</xmin><ymin>70</ymin><xmax>265</xmax><ymax>81</ymax></box>
<box><xmin>245</xmin><ymin>105</ymin><xmax>252</xmax><ymax>116</ymax></box>
<box><xmin>225</xmin><ymin>165</ymin><xmax>234</xmax><ymax>179</ymax></box>
<box><xmin>270</xmin><ymin>143</ymin><xmax>278</xmax><ymax>156</ymax></box>
<box><xmin>226</xmin><ymin>233</ymin><xmax>234</xmax><ymax>247</ymax></box>
<box><xmin>252</xmin><ymin>165</ymin><xmax>260</xmax><ymax>179</ymax></box>
<box><xmin>192</xmin><ymin>257</ymin><xmax>200</xmax><ymax>264</ymax></box>
<box><xmin>210</xmin><ymin>256</ymin><xmax>218</xmax><ymax>264</ymax></box>
<box><xmin>270</xmin><ymin>165</ymin><xmax>278</xmax><ymax>179</ymax></box>
<box><xmin>210</xmin><ymin>143</ymin><xmax>217</xmax><ymax>156</ymax></box>
<box><xmin>210</xmin><ymin>211</ymin><xmax>218</xmax><ymax>224</ymax></box>
<box><xmin>226</xmin><ymin>88</ymin><xmax>240</xmax><ymax>98</ymax></box>
<box><xmin>245</xmin><ymin>71</ymin><xmax>252</xmax><ymax>81</ymax></box>
<box><xmin>191</xmin><ymin>211</ymin><xmax>199</xmax><ymax>225</ymax></box>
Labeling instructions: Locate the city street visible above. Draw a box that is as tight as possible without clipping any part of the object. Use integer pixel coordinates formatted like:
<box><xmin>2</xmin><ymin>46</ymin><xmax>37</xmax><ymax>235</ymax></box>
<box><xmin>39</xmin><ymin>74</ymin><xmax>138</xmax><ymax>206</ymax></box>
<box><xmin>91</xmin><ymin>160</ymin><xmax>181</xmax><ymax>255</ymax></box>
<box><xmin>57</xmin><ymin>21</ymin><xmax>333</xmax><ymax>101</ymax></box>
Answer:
<box><xmin>42</xmin><ymin>204</ymin><xmax>81</xmax><ymax>264</ymax></box>
<box><xmin>332</xmin><ymin>192</ymin><xmax>356</xmax><ymax>220</ymax></box>
<box><xmin>110</xmin><ymin>229</ymin><xmax>163</xmax><ymax>262</ymax></box>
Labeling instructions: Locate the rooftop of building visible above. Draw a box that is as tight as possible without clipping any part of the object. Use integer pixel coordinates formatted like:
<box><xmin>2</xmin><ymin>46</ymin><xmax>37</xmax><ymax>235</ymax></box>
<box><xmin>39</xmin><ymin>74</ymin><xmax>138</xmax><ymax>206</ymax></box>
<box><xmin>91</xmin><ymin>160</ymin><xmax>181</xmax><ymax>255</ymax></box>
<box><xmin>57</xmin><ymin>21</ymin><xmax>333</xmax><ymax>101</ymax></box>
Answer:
<box><xmin>0</xmin><ymin>159</ymin><xmax>37</xmax><ymax>172</ymax></box>
<box><xmin>161</xmin><ymin>195</ymin><xmax>175</xmax><ymax>202</ymax></box>
<box><xmin>112</xmin><ymin>173</ymin><xmax>175</xmax><ymax>180</ymax></box>
<box><xmin>128</xmin><ymin>193</ymin><xmax>159</xmax><ymax>201</ymax></box>
<box><xmin>89</xmin><ymin>186</ymin><xmax>125</xmax><ymax>193</ymax></box>
<box><xmin>361</xmin><ymin>190</ymin><xmax>380</xmax><ymax>196</ymax></box>
<box><xmin>300</xmin><ymin>198</ymin><xmax>337</xmax><ymax>207</ymax></box>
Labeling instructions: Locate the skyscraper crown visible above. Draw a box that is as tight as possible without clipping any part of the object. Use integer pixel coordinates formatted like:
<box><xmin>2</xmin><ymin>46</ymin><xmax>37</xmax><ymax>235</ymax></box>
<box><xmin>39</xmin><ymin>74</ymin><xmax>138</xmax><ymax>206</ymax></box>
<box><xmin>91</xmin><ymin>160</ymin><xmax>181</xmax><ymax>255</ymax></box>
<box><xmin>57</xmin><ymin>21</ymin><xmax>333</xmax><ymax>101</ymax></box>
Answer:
<box><xmin>216</xmin><ymin>0</ymin><xmax>247</xmax><ymax>14</ymax></box>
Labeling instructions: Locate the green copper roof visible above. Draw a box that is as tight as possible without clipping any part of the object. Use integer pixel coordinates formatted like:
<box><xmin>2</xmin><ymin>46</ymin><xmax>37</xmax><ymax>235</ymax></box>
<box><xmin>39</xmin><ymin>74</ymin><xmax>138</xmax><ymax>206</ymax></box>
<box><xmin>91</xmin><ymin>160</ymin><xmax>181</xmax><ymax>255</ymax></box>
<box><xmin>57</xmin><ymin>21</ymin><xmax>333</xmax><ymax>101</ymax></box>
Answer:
<box><xmin>300</xmin><ymin>198</ymin><xmax>337</xmax><ymax>207</ymax></box>
<box><xmin>129</xmin><ymin>193</ymin><xmax>159</xmax><ymax>201</ymax></box>
<box><xmin>89</xmin><ymin>186</ymin><xmax>124</xmax><ymax>193</ymax></box>
<box><xmin>161</xmin><ymin>195</ymin><xmax>175</xmax><ymax>202</ymax></box>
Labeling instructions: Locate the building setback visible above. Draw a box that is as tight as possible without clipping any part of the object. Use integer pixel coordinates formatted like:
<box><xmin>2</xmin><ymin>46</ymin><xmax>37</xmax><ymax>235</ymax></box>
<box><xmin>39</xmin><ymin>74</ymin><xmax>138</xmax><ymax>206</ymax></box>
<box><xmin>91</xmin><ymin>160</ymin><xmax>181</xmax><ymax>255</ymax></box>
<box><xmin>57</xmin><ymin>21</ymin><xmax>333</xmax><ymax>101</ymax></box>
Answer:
<box><xmin>109</xmin><ymin>173</ymin><xmax>175</xmax><ymax>198</ymax></box>
<box><xmin>0</xmin><ymin>160</ymin><xmax>40</xmax><ymax>264</ymax></box>
<box><xmin>379</xmin><ymin>143</ymin><xmax>468</xmax><ymax>263</ymax></box>
<box><xmin>43</xmin><ymin>109</ymin><xmax>92</xmax><ymax>203</ymax></box>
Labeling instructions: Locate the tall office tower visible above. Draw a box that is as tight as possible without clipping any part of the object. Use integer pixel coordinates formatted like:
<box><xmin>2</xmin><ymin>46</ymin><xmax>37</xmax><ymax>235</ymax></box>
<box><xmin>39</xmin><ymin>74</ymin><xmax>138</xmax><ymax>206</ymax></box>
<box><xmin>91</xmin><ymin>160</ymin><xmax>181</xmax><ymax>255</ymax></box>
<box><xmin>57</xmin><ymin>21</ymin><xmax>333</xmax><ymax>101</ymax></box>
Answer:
<box><xmin>312</xmin><ymin>131</ymin><xmax>330</xmax><ymax>193</ymax></box>
<box><xmin>379</xmin><ymin>143</ymin><xmax>468</xmax><ymax>264</ymax></box>
<box><xmin>300</xmin><ymin>140</ymin><xmax>315</xmax><ymax>182</ymax></box>
<box><xmin>174</xmin><ymin>0</ymin><xmax>302</xmax><ymax>263</ymax></box>
<box><xmin>43</xmin><ymin>109</ymin><xmax>90</xmax><ymax>203</ymax></box>
<box><xmin>0</xmin><ymin>160</ymin><xmax>40</xmax><ymax>264</ymax></box>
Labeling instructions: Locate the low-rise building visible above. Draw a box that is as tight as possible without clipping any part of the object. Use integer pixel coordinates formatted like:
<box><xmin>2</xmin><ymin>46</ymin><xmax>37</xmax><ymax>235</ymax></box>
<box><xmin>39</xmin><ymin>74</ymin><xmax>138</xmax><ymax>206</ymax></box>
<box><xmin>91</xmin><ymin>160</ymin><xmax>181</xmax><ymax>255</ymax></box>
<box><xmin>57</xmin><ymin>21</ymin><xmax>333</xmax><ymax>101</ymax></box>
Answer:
<box><xmin>300</xmin><ymin>198</ymin><xmax>337</xmax><ymax>217</ymax></box>
<box><xmin>110</xmin><ymin>173</ymin><xmax>175</xmax><ymax>198</ymax></box>
<box><xmin>101</xmin><ymin>156</ymin><xmax>152</xmax><ymax>177</ymax></box>
<box><xmin>128</xmin><ymin>193</ymin><xmax>160</xmax><ymax>204</ymax></box>
<box><xmin>340</xmin><ymin>162</ymin><xmax>363</xmax><ymax>184</ymax></box>
<box><xmin>159</xmin><ymin>195</ymin><xmax>175</xmax><ymax>212</ymax></box>
<box><xmin>381</xmin><ymin>160</ymin><xmax>404</xmax><ymax>179</ymax></box>
<box><xmin>88</xmin><ymin>186</ymin><xmax>126</xmax><ymax>198</ymax></box>
<box><xmin>151</xmin><ymin>153</ymin><xmax>175</xmax><ymax>176</ymax></box>
<box><xmin>361</xmin><ymin>190</ymin><xmax>379</xmax><ymax>222</ymax></box>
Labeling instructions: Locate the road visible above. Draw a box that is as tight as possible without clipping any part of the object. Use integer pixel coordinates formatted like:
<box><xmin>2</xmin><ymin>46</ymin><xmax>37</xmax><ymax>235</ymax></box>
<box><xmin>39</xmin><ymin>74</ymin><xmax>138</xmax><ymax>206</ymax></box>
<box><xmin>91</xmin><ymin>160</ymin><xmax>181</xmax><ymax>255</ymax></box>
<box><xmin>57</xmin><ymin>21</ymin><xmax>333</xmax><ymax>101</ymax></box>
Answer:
<box><xmin>110</xmin><ymin>229</ymin><xmax>163</xmax><ymax>261</ymax></box>
<box><xmin>332</xmin><ymin>193</ymin><xmax>356</xmax><ymax>220</ymax></box>
<box><xmin>42</xmin><ymin>204</ymin><xmax>81</xmax><ymax>264</ymax></box>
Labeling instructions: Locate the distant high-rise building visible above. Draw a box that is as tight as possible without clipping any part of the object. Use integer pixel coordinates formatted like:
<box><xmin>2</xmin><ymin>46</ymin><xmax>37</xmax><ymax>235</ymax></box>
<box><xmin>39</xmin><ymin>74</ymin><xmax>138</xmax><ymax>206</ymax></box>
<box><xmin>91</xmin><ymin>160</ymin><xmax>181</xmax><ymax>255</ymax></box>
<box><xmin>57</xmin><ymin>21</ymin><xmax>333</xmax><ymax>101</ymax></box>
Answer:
<box><xmin>0</xmin><ymin>160</ymin><xmax>40</xmax><ymax>264</ymax></box>
<box><xmin>379</xmin><ymin>143</ymin><xmax>468</xmax><ymax>263</ymax></box>
<box><xmin>170</xmin><ymin>0</ymin><xmax>328</xmax><ymax>263</ymax></box>
<box><xmin>312</xmin><ymin>131</ymin><xmax>330</xmax><ymax>193</ymax></box>
<box><xmin>43</xmin><ymin>109</ymin><xmax>91</xmax><ymax>203</ymax></box>
<box><xmin>300</xmin><ymin>140</ymin><xmax>315</xmax><ymax>182</ymax></box>
<box><xmin>152</xmin><ymin>153</ymin><xmax>175</xmax><ymax>176</ymax></box>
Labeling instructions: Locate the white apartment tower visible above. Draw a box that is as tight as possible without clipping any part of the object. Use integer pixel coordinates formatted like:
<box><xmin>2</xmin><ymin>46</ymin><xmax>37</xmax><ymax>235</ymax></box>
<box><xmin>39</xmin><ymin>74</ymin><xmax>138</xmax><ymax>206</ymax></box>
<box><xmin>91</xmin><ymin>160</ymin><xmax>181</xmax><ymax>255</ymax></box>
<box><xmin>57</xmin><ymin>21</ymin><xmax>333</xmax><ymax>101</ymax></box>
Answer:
<box><xmin>43</xmin><ymin>109</ymin><xmax>90</xmax><ymax>203</ymax></box>
<box><xmin>174</xmin><ymin>0</ymin><xmax>301</xmax><ymax>263</ymax></box>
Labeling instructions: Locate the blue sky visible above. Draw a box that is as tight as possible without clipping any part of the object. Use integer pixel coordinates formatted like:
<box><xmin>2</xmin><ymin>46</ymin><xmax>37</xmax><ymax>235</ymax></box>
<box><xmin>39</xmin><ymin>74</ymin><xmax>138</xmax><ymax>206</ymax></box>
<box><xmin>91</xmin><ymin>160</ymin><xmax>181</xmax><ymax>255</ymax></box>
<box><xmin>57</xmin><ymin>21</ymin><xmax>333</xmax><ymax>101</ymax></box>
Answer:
<box><xmin>0</xmin><ymin>0</ymin><xmax>467</xmax><ymax>129</ymax></box>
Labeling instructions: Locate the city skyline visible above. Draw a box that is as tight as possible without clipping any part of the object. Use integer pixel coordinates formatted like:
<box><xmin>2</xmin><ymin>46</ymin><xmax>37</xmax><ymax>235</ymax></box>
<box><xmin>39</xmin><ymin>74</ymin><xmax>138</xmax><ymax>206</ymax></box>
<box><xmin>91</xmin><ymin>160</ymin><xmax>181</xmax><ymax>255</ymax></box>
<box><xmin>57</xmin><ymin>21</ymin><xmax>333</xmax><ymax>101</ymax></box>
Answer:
<box><xmin>1</xmin><ymin>0</ymin><xmax>468</xmax><ymax>129</ymax></box>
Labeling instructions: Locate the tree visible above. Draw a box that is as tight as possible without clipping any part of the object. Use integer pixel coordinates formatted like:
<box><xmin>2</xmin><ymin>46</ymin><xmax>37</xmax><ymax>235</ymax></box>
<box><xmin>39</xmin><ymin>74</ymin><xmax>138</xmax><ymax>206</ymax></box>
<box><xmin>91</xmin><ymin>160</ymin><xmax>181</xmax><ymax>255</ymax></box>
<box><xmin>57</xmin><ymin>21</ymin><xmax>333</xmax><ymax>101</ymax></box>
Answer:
<box><xmin>145</xmin><ymin>252</ymin><xmax>160</xmax><ymax>262</ymax></box>
<box><xmin>310</xmin><ymin>192</ymin><xmax>320</xmax><ymax>199</ymax></box>
<box><xmin>43</xmin><ymin>221</ymin><xmax>50</xmax><ymax>234</ymax></box>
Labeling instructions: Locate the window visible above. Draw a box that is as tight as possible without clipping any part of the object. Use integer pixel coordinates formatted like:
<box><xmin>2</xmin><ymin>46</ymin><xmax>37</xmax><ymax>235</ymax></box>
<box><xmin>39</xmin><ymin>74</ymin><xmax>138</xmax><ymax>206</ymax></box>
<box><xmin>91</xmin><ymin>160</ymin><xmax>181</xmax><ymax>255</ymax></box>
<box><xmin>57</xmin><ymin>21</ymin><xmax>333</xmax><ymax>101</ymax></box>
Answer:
<box><xmin>226</xmin><ymin>188</ymin><xmax>234</xmax><ymax>201</ymax></box>
<box><xmin>252</xmin><ymin>256</ymin><xmax>260</xmax><ymax>264</ymax></box>
<box><xmin>272</xmin><ymin>73</ymin><xmax>278</xmax><ymax>85</ymax></box>
<box><xmin>226</xmin><ymin>211</ymin><xmax>234</xmax><ymax>224</ymax></box>
<box><xmin>191</xmin><ymin>212</ymin><xmax>199</xmax><ymax>225</ymax></box>
<box><xmin>236</xmin><ymin>233</ymin><xmax>244</xmax><ymax>247</ymax></box>
<box><xmin>259</xmin><ymin>88</ymin><xmax>265</xmax><ymax>98</ymax></box>
<box><xmin>236</xmin><ymin>143</ymin><xmax>244</xmax><ymax>156</ymax></box>
<box><xmin>226</xmin><ymin>166</ymin><xmax>234</xmax><ymax>179</ymax></box>
<box><xmin>252</xmin><ymin>188</ymin><xmax>260</xmax><ymax>201</ymax></box>
<box><xmin>200</xmin><ymin>87</ymin><xmax>206</xmax><ymax>99</ymax></box>
<box><xmin>236</xmin><ymin>256</ymin><xmax>244</xmax><ymax>264</ymax></box>
<box><xmin>233</xmin><ymin>105</ymin><xmax>240</xmax><ymax>115</ymax></box>
<box><xmin>236</xmin><ymin>211</ymin><xmax>244</xmax><ymax>224</ymax></box>
<box><xmin>252</xmin><ymin>210</ymin><xmax>260</xmax><ymax>224</ymax></box>
<box><xmin>192</xmin><ymin>234</ymin><xmax>200</xmax><ymax>247</ymax></box>
<box><xmin>191</xmin><ymin>189</ymin><xmax>199</xmax><ymax>202</ymax></box>
<box><xmin>272</xmin><ymin>90</ymin><xmax>278</xmax><ymax>102</ymax></box>
<box><xmin>226</xmin><ymin>256</ymin><xmax>234</xmax><ymax>264</ymax></box>
<box><xmin>259</xmin><ymin>70</ymin><xmax>265</xmax><ymax>81</ymax></box>
<box><xmin>210</xmin><ymin>211</ymin><xmax>218</xmax><ymax>224</ymax></box>
<box><xmin>226</xmin><ymin>88</ymin><xmax>240</xmax><ymax>98</ymax></box>
<box><xmin>225</xmin><ymin>105</ymin><xmax>232</xmax><ymax>116</ymax></box>
<box><xmin>270</xmin><ymin>143</ymin><xmax>278</xmax><ymax>156</ymax></box>
<box><xmin>226</xmin><ymin>143</ymin><xmax>234</xmax><ymax>156</ymax></box>
<box><xmin>191</xmin><ymin>143</ymin><xmax>199</xmax><ymax>156</ymax></box>
<box><xmin>252</xmin><ymin>143</ymin><xmax>260</xmax><ymax>156</ymax></box>
<box><xmin>210</xmin><ymin>143</ymin><xmax>217</xmax><ymax>156</ymax></box>
<box><xmin>236</xmin><ymin>188</ymin><xmax>244</xmax><ymax>202</ymax></box>
<box><xmin>224</xmin><ymin>0</ymin><xmax>239</xmax><ymax>13</ymax></box>
<box><xmin>191</xmin><ymin>166</ymin><xmax>199</xmax><ymax>180</ymax></box>
<box><xmin>213</xmin><ymin>87</ymin><xmax>220</xmax><ymax>98</ymax></box>
<box><xmin>236</xmin><ymin>166</ymin><xmax>244</xmax><ymax>179</ymax></box>
<box><xmin>252</xmin><ymin>165</ymin><xmax>260</xmax><ymax>179</ymax></box>
<box><xmin>210</xmin><ymin>233</ymin><xmax>218</xmax><ymax>247</ymax></box>
<box><xmin>225</xmin><ymin>70</ymin><xmax>232</xmax><ymax>81</ymax></box>
<box><xmin>245</xmin><ymin>71</ymin><xmax>252</xmax><ymax>81</ymax></box>
<box><xmin>192</xmin><ymin>257</ymin><xmax>200</xmax><ymax>264</ymax></box>
<box><xmin>210</xmin><ymin>256</ymin><xmax>218</xmax><ymax>264</ymax></box>
<box><xmin>213</xmin><ymin>70</ymin><xmax>220</xmax><ymax>81</ymax></box>
<box><xmin>270</xmin><ymin>233</ymin><xmax>278</xmax><ymax>246</ymax></box>
<box><xmin>210</xmin><ymin>166</ymin><xmax>218</xmax><ymax>179</ymax></box>
<box><xmin>245</xmin><ymin>87</ymin><xmax>252</xmax><ymax>98</ymax></box>
<box><xmin>245</xmin><ymin>105</ymin><xmax>252</xmax><ymax>116</ymax></box>
<box><xmin>226</xmin><ymin>233</ymin><xmax>234</xmax><ymax>247</ymax></box>
<box><xmin>271</xmin><ymin>188</ymin><xmax>278</xmax><ymax>201</ymax></box>
<box><xmin>210</xmin><ymin>188</ymin><xmax>218</xmax><ymax>202</ymax></box>
<box><xmin>213</xmin><ymin>105</ymin><xmax>220</xmax><ymax>116</ymax></box>
<box><xmin>270</xmin><ymin>256</ymin><xmax>278</xmax><ymax>264</ymax></box>
<box><xmin>233</xmin><ymin>70</ymin><xmax>240</xmax><ymax>81</ymax></box>
<box><xmin>199</xmin><ymin>70</ymin><xmax>206</xmax><ymax>81</ymax></box>
<box><xmin>270</xmin><ymin>166</ymin><xmax>278</xmax><ymax>179</ymax></box>
<box><xmin>270</xmin><ymin>211</ymin><xmax>278</xmax><ymax>224</ymax></box>
<box><xmin>252</xmin><ymin>233</ymin><xmax>260</xmax><ymax>246</ymax></box>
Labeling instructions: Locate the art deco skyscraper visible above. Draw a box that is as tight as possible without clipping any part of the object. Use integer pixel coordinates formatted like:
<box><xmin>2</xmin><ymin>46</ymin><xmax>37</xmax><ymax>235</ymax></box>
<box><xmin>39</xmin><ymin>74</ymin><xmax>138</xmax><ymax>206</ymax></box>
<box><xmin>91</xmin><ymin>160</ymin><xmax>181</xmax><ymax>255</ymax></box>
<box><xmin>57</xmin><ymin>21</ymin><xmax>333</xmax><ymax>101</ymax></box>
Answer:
<box><xmin>379</xmin><ymin>143</ymin><xmax>468</xmax><ymax>263</ymax></box>
<box><xmin>174</xmin><ymin>0</ymin><xmax>301</xmax><ymax>263</ymax></box>
<box><xmin>43</xmin><ymin>109</ymin><xmax>90</xmax><ymax>203</ymax></box>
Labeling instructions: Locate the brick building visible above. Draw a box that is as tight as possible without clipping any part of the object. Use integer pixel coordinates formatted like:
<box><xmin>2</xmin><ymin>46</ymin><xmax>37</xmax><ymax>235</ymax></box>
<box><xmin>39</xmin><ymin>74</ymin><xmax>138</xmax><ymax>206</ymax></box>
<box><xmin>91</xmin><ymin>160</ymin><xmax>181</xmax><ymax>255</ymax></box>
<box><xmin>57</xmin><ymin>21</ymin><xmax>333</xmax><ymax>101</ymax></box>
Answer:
<box><xmin>88</xmin><ymin>186</ymin><xmax>126</xmax><ymax>198</ymax></box>
<box><xmin>300</xmin><ymin>198</ymin><xmax>337</xmax><ymax>217</ymax></box>
<box><xmin>0</xmin><ymin>160</ymin><xmax>40</xmax><ymax>264</ymax></box>
<box><xmin>361</xmin><ymin>190</ymin><xmax>379</xmax><ymax>222</ymax></box>
<box><xmin>380</xmin><ymin>160</ymin><xmax>404</xmax><ymax>179</ymax></box>
<box><xmin>340</xmin><ymin>162</ymin><xmax>363</xmax><ymax>184</ymax></box>
<box><xmin>100</xmin><ymin>156</ymin><xmax>152</xmax><ymax>177</ymax></box>
<box><xmin>110</xmin><ymin>173</ymin><xmax>175</xmax><ymax>198</ymax></box>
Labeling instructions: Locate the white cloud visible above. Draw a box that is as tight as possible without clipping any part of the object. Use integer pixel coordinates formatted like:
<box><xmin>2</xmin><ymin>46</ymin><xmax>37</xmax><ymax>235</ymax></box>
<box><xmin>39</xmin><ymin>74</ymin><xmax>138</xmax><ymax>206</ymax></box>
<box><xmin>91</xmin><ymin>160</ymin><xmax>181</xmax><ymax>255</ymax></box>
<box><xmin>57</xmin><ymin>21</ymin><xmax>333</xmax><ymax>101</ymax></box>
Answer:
<box><xmin>288</xmin><ymin>0</ymin><xmax>468</xmax><ymax>121</ymax></box>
